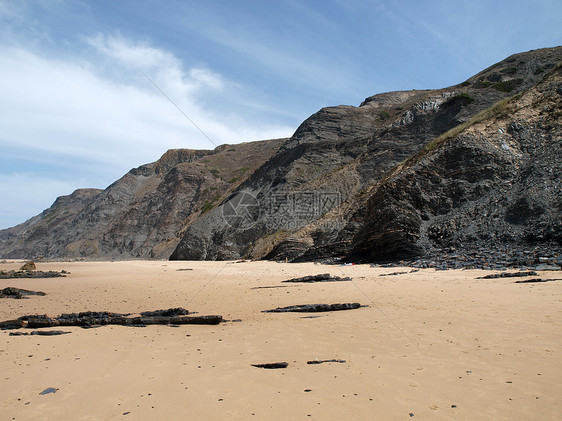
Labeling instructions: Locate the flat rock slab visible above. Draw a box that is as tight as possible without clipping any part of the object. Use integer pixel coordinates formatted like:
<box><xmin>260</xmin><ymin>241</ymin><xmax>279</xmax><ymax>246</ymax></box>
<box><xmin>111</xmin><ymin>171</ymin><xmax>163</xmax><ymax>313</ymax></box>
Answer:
<box><xmin>251</xmin><ymin>362</ymin><xmax>289</xmax><ymax>369</ymax></box>
<box><xmin>263</xmin><ymin>303</ymin><xmax>362</xmax><ymax>313</ymax></box>
<box><xmin>0</xmin><ymin>287</ymin><xmax>46</xmax><ymax>299</ymax></box>
<box><xmin>514</xmin><ymin>278</ymin><xmax>561</xmax><ymax>284</ymax></box>
<box><xmin>0</xmin><ymin>308</ymin><xmax>222</xmax><ymax>330</ymax></box>
<box><xmin>9</xmin><ymin>330</ymin><xmax>70</xmax><ymax>336</ymax></box>
<box><xmin>307</xmin><ymin>359</ymin><xmax>346</xmax><ymax>364</ymax></box>
<box><xmin>0</xmin><ymin>270</ymin><xmax>66</xmax><ymax>279</ymax></box>
<box><xmin>477</xmin><ymin>271</ymin><xmax>538</xmax><ymax>279</ymax></box>
<box><xmin>282</xmin><ymin>274</ymin><xmax>351</xmax><ymax>283</ymax></box>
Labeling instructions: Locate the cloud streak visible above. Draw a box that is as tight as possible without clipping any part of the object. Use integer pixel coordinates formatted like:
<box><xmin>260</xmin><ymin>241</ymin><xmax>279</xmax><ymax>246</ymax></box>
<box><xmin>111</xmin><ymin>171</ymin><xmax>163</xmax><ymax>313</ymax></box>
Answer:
<box><xmin>0</xmin><ymin>34</ymin><xmax>294</xmax><ymax>228</ymax></box>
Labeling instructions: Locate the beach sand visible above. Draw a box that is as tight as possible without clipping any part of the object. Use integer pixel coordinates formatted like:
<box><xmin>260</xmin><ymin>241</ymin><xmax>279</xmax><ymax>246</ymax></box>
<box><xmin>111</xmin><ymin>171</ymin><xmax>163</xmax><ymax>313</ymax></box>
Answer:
<box><xmin>1</xmin><ymin>260</ymin><xmax>560</xmax><ymax>420</ymax></box>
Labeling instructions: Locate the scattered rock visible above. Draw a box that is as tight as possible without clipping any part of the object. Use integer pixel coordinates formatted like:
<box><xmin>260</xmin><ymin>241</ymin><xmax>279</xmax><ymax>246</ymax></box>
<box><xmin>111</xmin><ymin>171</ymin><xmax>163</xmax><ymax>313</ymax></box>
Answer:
<box><xmin>139</xmin><ymin>308</ymin><xmax>189</xmax><ymax>317</ymax></box>
<box><xmin>1</xmin><ymin>308</ymin><xmax>223</xmax><ymax>330</ymax></box>
<box><xmin>477</xmin><ymin>271</ymin><xmax>538</xmax><ymax>279</ymax></box>
<box><xmin>307</xmin><ymin>359</ymin><xmax>346</xmax><ymax>364</ymax></box>
<box><xmin>514</xmin><ymin>278</ymin><xmax>561</xmax><ymax>284</ymax></box>
<box><xmin>379</xmin><ymin>271</ymin><xmax>412</xmax><ymax>276</ymax></box>
<box><xmin>0</xmin><ymin>270</ymin><xmax>66</xmax><ymax>279</ymax></box>
<box><xmin>282</xmin><ymin>274</ymin><xmax>351</xmax><ymax>283</ymax></box>
<box><xmin>0</xmin><ymin>287</ymin><xmax>46</xmax><ymax>299</ymax></box>
<box><xmin>31</xmin><ymin>330</ymin><xmax>70</xmax><ymax>336</ymax></box>
<box><xmin>39</xmin><ymin>387</ymin><xmax>58</xmax><ymax>395</ymax></box>
<box><xmin>251</xmin><ymin>362</ymin><xmax>289</xmax><ymax>369</ymax></box>
<box><xmin>263</xmin><ymin>303</ymin><xmax>362</xmax><ymax>313</ymax></box>
<box><xmin>533</xmin><ymin>263</ymin><xmax>561</xmax><ymax>271</ymax></box>
<box><xmin>20</xmin><ymin>261</ymin><xmax>36</xmax><ymax>271</ymax></box>
<box><xmin>0</xmin><ymin>319</ymin><xmax>24</xmax><ymax>330</ymax></box>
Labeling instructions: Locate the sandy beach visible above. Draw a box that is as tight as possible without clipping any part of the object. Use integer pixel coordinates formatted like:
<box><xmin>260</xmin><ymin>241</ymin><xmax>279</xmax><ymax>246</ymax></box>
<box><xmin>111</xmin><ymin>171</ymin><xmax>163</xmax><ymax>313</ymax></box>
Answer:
<box><xmin>1</xmin><ymin>260</ymin><xmax>561</xmax><ymax>420</ymax></box>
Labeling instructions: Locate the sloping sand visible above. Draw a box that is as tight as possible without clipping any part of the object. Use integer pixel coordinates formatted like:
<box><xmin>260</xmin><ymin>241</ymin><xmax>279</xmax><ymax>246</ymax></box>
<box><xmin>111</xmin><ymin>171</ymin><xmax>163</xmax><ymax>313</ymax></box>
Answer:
<box><xmin>1</xmin><ymin>260</ymin><xmax>560</xmax><ymax>420</ymax></box>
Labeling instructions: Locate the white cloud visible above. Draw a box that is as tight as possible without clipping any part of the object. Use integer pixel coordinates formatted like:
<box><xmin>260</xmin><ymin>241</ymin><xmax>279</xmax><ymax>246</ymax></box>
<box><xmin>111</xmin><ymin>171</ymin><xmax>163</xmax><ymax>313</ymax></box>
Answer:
<box><xmin>0</xmin><ymin>38</ymin><xmax>293</xmax><ymax>160</ymax></box>
<box><xmin>0</xmin><ymin>35</ymin><xmax>294</xmax><ymax>228</ymax></box>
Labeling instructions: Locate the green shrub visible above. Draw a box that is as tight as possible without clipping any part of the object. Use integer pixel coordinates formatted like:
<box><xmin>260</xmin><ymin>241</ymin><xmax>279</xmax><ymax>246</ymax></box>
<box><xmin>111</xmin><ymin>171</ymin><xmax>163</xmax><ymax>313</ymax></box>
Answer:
<box><xmin>446</xmin><ymin>93</ymin><xmax>475</xmax><ymax>106</ymax></box>
<box><xmin>475</xmin><ymin>80</ymin><xmax>492</xmax><ymax>88</ymax></box>
<box><xmin>201</xmin><ymin>201</ymin><xmax>215</xmax><ymax>213</ymax></box>
<box><xmin>379</xmin><ymin>110</ymin><xmax>390</xmax><ymax>120</ymax></box>
<box><xmin>228</xmin><ymin>177</ymin><xmax>239</xmax><ymax>184</ymax></box>
<box><xmin>500</xmin><ymin>67</ymin><xmax>517</xmax><ymax>75</ymax></box>
<box><xmin>210</xmin><ymin>169</ymin><xmax>220</xmax><ymax>178</ymax></box>
<box><xmin>493</xmin><ymin>78</ymin><xmax>523</xmax><ymax>93</ymax></box>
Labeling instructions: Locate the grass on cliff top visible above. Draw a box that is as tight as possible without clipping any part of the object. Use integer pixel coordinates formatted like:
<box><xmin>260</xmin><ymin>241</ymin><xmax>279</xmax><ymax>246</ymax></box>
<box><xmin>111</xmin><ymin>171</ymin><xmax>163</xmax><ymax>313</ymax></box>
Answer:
<box><xmin>378</xmin><ymin>91</ymin><xmax>524</xmax><ymax>185</ymax></box>
<box><xmin>422</xmin><ymin>91</ymin><xmax>523</xmax><ymax>153</ymax></box>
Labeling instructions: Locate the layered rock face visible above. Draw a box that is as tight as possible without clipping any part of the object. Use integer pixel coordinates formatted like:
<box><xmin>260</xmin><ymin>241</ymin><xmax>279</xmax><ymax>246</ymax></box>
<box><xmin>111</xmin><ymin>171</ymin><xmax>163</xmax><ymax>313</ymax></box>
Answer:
<box><xmin>347</xmin><ymin>60</ymin><xmax>562</xmax><ymax>262</ymax></box>
<box><xmin>171</xmin><ymin>47</ymin><xmax>562</xmax><ymax>262</ymax></box>
<box><xmin>1</xmin><ymin>46</ymin><xmax>561</xmax><ymax>262</ymax></box>
<box><xmin>0</xmin><ymin>140</ymin><xmax>284</xmax><ymax>259</ymax></box>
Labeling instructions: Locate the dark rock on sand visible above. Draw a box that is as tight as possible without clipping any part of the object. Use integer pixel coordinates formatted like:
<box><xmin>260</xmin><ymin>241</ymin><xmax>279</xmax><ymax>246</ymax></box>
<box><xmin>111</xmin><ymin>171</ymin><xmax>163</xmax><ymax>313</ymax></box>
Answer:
<box><xmin>0</xmin><ymin>270</ymin><xmax>66</xmax><ymax>279</ymax></box>
<box><xmin>9</xmin><ymin>330</ymin><xmax>70</xmax><ymax>336</ymax></box>
<box><xmin>31</xmin><ymin>330</ymin><xmax>70</xmax><ymax>336</ymax></box>
<box><xmin>0</xmin><ymin>287</ymin><xmax>46</xmax><ymax>299</ymax></box>
<box><xmin>477</xmin><ymin>271</ymin><xmax>538</xmax><ymax>279</ymax></box>
<box><xmin>282</xmin><ymin>274</ymin><xmax>351</xmax><ymax>283</ymax></box>
<box><xmin>263</xmin><ymin>303</ymin><xmax>362</xmax><ymax>313</ymax></box>
<box><xmin>307</xmin><ymin>359</ymin><xmax>346</xmax><ymax>364</ymax></box>
<box><xmin>2</xmin><ymin>308</ymin><xmax>223</xmax><ymax>329</ymax></box>
<box><xmin>251</xmin><ymin>362</ymin><xmax>289</xmax><ymax>369</ymax></box>
<box><xmin>140</xmin><ymin>308</ymin><xmax>189</xmax><ymax>317</ymax></box>
<box><xmin>514</xmin><ymin>278</ymin><xmax>561</xmax><ymax>283</ymax></box>
<box><xmin>20</xmin><ymin>261</ymin><xmax>36</xmax><ymax>271</ymax></box>
<box><xmin>0</xmin><ymin>319</ymin><xmax>25</xmax><ymax>330</ymax></box>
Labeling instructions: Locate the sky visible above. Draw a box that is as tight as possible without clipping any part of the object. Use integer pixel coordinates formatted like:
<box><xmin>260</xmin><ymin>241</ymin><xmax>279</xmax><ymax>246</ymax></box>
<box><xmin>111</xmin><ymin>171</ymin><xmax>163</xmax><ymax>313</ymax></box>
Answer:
<box><xmin>0</xmin><ymin>0</ymin><xmax>561</xmax><ymax>229</ymax></box>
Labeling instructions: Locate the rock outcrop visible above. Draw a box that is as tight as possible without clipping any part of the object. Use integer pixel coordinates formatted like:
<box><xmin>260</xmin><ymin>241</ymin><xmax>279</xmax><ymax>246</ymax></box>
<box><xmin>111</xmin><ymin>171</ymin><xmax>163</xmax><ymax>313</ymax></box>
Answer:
<box><xmin>0</xmin><ymin>140</ymin><xmax>284</xmax><ymax>259</ymax></box>
<box><xmin>171</xmin><ymin>47</ymin><xmax>562</xmax><ymax>263</ymax></box>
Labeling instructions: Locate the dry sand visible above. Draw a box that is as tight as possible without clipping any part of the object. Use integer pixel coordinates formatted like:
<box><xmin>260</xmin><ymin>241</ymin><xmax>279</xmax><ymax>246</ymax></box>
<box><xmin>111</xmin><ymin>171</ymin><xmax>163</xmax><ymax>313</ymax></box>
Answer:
<box><xmin>1</xmin><ymin>259</ymin><xmax>561</xmax><ymax>420</ymax></box>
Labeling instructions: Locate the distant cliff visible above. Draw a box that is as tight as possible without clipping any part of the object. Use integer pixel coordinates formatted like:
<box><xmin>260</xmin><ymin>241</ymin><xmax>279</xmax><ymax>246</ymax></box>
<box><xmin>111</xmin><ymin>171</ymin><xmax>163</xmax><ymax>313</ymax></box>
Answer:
<box><xmin>1</xmin><ymin>46</ymin><xmax>560</xmax><ymax>262</ymax></box>
<box><xmin>0</xmin><ymin>140</ymin><xmax>284</xmax><ymax>258</ymax></box>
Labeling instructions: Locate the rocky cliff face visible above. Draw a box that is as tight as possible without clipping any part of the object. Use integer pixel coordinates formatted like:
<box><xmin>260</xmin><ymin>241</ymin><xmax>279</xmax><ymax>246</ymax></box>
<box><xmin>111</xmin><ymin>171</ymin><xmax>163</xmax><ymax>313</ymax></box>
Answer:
<box><xmin>0</xmin><ymin>140</ymin><xmax>284</xmax><ymax>259</ymax></box>
<box><xmin>1</xmin><ymin>47</ymin><xmax>560</xmax><ymax>262</ymax></box>
<box><xmin>171</xmin><ymin>47</ymin><xmax>562</xmax><ymax>262</ymax></box>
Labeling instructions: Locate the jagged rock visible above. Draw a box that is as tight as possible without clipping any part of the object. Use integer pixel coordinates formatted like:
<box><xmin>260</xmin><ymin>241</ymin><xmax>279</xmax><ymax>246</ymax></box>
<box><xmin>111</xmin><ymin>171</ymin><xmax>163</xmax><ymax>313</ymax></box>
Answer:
<box><xmin>282</xmin><ymin>274</ymin><xmax>351</xmax><ymax>283</ymax></box>
<box><xmin>0</xmin><ymin>287</ymin><xmax>46</xmax><ymax>298</ymax></box>
<box><xmin>20</xmin><ymin>261</ymin><xmax>36</xmax><ymax>271</ymax></box>
<box><xmin>251</xmin><ymin>362</ymin><xmax>289</xmax><ymax>369</ymax></box>
<box><xmin>477</xmin><ymin>271</ymin><xmax>538</xmax><ymax>279</ymax></box>
<box><xmin>263</xmin><ymin>303</ymin><xmax>362</xmax><ymax>313</ymax></box>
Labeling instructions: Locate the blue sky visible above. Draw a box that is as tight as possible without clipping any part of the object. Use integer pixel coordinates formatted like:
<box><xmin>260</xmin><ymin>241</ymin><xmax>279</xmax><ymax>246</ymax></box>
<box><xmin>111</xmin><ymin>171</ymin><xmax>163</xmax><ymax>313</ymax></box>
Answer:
<box><xmin>0</xmin><ymin>0</ymin><xmax>561</xmax><ymax>229</ymax></box>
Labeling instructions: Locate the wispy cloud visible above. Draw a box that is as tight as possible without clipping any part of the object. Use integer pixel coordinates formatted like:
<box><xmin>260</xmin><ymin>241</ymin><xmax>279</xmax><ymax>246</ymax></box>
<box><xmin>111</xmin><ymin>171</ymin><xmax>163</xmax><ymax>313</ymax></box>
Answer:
<box><xmin>0</xmin><ymin>33</ymin><xmax>293</xmax><ymax>228</ymax></box>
